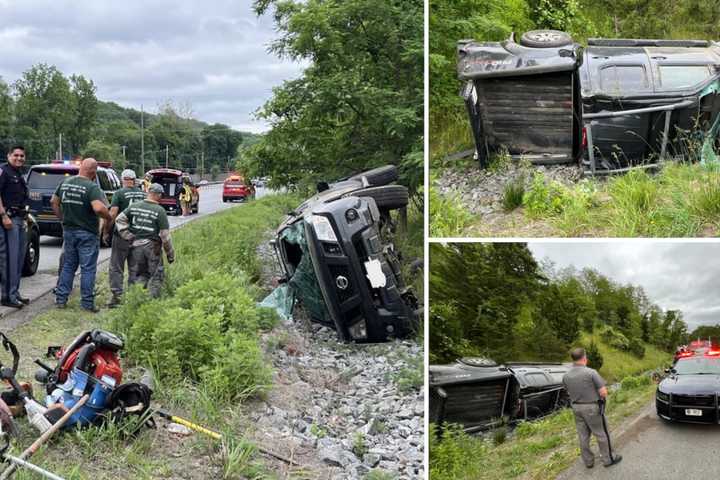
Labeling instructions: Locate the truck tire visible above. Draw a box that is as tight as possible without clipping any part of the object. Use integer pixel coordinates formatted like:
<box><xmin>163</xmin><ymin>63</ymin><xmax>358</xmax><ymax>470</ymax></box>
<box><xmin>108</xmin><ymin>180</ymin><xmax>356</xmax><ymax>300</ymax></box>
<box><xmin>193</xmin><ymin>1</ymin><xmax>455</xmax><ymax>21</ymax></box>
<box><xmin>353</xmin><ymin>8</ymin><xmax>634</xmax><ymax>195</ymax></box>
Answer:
<box><xmin>349</xmin><ymin>165</ymin><xmax>398</xmax><ymax>186</ymax></box>
<box><xmin>520</xmin><ymin>30</ymin><xmax>573</xmax><ymax>48</ymax></box>
<box><xmin>357</xmin><ymin>185</ymin><xmax>409</xmax><ymax>210</ymax></box>
<box><xmin>22</xmin><ymin>227</ymin><xmax>39</xmax><ymax>277</ymax></box>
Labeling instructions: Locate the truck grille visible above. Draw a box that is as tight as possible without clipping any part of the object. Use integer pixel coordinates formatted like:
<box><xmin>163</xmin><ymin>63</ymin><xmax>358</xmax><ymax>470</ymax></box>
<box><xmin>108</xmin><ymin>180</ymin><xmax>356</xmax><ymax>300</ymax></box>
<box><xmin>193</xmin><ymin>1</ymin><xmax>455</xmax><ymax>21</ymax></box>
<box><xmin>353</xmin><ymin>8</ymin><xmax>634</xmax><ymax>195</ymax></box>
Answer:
<box><xmin>673</xmin><ymin>394</ymin><xmax>716</xmax><ymax>407</ymax></box>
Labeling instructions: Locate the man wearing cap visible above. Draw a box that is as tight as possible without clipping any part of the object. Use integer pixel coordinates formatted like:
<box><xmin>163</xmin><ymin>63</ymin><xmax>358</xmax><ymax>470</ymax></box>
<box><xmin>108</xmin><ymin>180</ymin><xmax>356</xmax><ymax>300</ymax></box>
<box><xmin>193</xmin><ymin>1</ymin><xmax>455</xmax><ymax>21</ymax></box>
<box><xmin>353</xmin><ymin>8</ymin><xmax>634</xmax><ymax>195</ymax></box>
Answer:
<box><xmin>51</xmin><ymin>158</ymin><xmax>112</xmax><ymax>312</ymax></box>
<box><xmin>115</xmin><ymin>183</ymin><xmax>175</xmax><ymax>298</ymax></box>
<box><xmin>0</xmin><ymin>145</ymin><xmax>30</xmax><ymax>308</ymax></box>
<box><xmin>106</xmin><ymin>169</ymin><xmax>146</xmax><ymax>308</ymax></box>
<box><xmin>563</xmin><ymin>347</ymin><xmax>622</xmax><ymax>469</ymax></box>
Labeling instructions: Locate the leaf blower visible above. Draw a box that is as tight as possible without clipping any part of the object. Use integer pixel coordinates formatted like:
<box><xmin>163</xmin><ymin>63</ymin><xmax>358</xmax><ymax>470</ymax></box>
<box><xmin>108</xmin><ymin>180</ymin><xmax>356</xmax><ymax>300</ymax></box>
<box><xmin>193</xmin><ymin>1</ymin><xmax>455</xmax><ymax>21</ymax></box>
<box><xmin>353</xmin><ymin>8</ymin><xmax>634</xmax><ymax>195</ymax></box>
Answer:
<box><xmin>34</xmin><ymin>329</ymin><xmax>124</xmax><ymax>428</ymax></box>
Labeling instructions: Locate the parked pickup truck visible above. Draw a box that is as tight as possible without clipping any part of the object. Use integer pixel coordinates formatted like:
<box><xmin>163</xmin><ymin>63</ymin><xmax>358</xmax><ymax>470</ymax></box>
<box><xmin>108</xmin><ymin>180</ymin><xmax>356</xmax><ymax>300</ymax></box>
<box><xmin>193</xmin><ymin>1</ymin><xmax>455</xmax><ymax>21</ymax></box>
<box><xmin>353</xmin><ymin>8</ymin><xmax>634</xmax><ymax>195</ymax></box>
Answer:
<box><xmin>429</xmin><ymin>357</ymin><xmax>571</xmax><ymax>432</ymax></box>
<box><xmin>269</xmin><ymin>165</ymin><xmax>420</xmax><ymax>343</ymax></box>
<box><xmin>457</xmin><ymin>31</ymin><xmax>720</xmax><ymax>173</ymax></box>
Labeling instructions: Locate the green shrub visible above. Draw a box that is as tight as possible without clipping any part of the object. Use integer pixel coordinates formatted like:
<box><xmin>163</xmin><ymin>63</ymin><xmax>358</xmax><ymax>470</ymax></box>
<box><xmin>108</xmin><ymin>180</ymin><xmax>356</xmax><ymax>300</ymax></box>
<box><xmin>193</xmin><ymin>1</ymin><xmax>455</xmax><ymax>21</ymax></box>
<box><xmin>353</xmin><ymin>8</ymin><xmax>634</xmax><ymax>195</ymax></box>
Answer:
<box><xmin>429</xmin><ymin>183</ymin><xmax>472</xmax><ymax>236</ymax></box>
<box><xmin>620</xmin><ymin>374</ymin><xmax>651</xmax><ymax>391</ymax></box>
<box><xmin>523</xmin><ymin>172</ymin><xmax>571</xmax><ymax>217</ymax></box>
<box><xmin>201</xmin><ymin>333</ymin><xmax>272</xmax><ymax>402</ymax></box>
<box><xmin>628</xmin><ymin>338</ymin><xmax>646</xmax><ymax>358</ymax></box>
<box><xmin>586</xmin><ymin>341</ymin><xmax>604</xmax><ymax>370</ymax></box>
<box><xmin>599</xmin><ymin>326</ymin><xmax>630</xmax><ymax>351</ymax></box>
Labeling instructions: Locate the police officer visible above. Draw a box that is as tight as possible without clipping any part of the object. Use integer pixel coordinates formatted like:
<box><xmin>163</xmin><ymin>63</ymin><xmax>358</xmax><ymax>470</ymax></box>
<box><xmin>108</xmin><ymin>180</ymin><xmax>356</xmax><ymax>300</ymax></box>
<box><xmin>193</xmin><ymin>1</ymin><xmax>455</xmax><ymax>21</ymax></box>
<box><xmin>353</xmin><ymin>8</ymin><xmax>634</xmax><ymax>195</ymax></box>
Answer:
<box><xmin>106</xmin><ymin>169</ymin><xmax>146</xmax><ymax>308</ymax></box>
<box><xmin>0</xmin><ymin>145</ymin><xmax>29</xmax><ymax>308</ymax></box>
<box><xmin>51</xmin><ymin>158</ymin><xmax>112</xmax><ymax>312</ymax></box>
<box><xmin>115</xmin><ymin>183</ymin><xmax>175</xmax><ymax>298</ymax></box>
<box><xmin>563</xmin><ymin>347</ymin><xmax>622</xmax><ymax>469</ymax></box>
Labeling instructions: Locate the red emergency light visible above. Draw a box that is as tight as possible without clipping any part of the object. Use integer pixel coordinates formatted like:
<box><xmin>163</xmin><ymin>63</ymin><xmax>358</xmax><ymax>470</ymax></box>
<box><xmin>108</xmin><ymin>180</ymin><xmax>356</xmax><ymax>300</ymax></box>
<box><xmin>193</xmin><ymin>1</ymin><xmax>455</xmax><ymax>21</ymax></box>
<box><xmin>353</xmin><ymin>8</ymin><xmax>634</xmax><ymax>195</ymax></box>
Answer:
<box><xmin>677</xmin><ymin>351</ymin><xmax>694</xmax><ymax>358</ymax></box>
<box><xmin>706</xmin><ymin>349</ymin><xmax>720</xmax><ymax>356</ymax></box>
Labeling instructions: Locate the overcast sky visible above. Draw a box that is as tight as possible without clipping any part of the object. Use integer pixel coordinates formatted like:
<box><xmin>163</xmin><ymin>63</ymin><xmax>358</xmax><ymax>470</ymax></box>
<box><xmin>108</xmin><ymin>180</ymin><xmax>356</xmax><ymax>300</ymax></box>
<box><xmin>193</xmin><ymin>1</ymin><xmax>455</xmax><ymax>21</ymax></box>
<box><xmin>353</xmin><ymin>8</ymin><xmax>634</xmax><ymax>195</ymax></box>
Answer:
<box><xmin>528</xmin><ymin>242</ymin><xmax>720</xmax><ymax>331</ymax></box>
<box><xmin>0</xmin><ymin>1</ymin><xmax>305</xmax><ymax>133</ymax></box>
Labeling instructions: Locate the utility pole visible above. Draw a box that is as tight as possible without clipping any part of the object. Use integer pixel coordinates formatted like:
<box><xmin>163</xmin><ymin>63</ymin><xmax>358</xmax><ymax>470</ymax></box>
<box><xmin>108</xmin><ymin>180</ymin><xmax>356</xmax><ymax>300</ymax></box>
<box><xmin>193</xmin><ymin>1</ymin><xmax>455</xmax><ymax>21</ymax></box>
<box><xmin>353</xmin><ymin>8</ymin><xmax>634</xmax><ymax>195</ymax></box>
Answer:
<box><xmin>165</xmin><ymin>145</ymin><xmax>169</xmax><ymax>168</ymax></box>
<box><xmin>58</xmin><ymin>133</ymin><xmax>62</xmax><ymax>161</ymax></box>
<box><xmin>121</xmin><ymin>145</ymin><xmax>127</xmax><ymax>162</ymax></box>
<box><xmin>140</xmin><ymin>104</ymin><xmax>145</xmax><ymax>174</ymax></box>
<box><xmin>201</xmin><ymin>151</ymin><xmax>204</xmax><ymax>179</ymax></box>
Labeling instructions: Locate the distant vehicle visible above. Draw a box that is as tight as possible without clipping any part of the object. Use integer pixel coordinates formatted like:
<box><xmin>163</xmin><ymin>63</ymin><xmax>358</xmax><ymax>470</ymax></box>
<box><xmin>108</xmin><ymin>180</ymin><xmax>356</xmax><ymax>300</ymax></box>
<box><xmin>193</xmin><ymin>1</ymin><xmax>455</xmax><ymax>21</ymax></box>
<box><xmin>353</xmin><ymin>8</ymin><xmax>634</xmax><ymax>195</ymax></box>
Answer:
<box><xmin>657</xmin><ymin>350</ymin><xmax>720</xmax><ymax>423</ymax></box>
<box><xmin>458</xmin><ymin>32</ymin><xmax>720</xmax><ymax>173</ymax></box>
<box><xmin>27</xmin><ymin>161</ymin><xmax>120</xmax><ymax>246</ymax></box>
<box><xmin>430</xmin><ymin>357</ymin><xmax>571</xmax><ymax>432</ymax></box>
<box><xmin>145</xmin><ymin>168</ymin><xmax>199</xmax><ymax>215</ymax></box>
<box><xmin>222</xmin><ymin>175</ymin><xmax>255</xmax><ymax>202</ymax></box>
<box><xmin>272</xmin><ymin>165</ymin><xmax>419</xmax><ymax>343</ymax></box>
<box><xmin>198</xmin><ymin>179</ymin><xmax>209</xmax><ymax>185</ymax></box>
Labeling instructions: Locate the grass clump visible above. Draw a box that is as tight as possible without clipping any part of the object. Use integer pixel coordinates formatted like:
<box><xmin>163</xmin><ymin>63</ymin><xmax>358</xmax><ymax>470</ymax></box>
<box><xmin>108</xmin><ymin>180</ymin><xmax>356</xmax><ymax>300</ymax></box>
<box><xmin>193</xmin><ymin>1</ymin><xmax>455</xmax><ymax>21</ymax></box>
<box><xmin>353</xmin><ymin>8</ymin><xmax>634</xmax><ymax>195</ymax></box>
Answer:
<box><xmin>502</xmin><ymin>176</ymin><xmax>525</xmax><ymax>212</ymax></box>
<box><xmin>523</xmin><ymin>172</ymin><xmax>573</xmax><ymax>217</ymax></box>
<box><xmin>428</xmin><ymin>182</ymin><xmax>472</xmax><ymax>237</ymax></box>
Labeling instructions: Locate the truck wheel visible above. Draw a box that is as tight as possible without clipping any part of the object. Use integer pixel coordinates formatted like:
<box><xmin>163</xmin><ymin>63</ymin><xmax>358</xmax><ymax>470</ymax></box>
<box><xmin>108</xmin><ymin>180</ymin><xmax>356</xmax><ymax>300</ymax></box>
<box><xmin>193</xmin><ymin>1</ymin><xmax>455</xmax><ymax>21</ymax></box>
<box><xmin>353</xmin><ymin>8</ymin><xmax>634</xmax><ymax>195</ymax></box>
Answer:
<box><xmin>520</xmin><ymin>30</ymin><xmax>573</xmax><ymax>48</ymax></box>
<box><xmin>22</xmin><ymin>228</ymin><xmax>39</xmax><ymax>277</ymax></box>
<box><xmin>357</xmin><ymin>185</ymin><xmax>409</xmax><ymax>210</ymax></box>
<box><xmin>349</xmin><ymin>165</ymin><xmax>398</xmax><ymax>186</ymax></box>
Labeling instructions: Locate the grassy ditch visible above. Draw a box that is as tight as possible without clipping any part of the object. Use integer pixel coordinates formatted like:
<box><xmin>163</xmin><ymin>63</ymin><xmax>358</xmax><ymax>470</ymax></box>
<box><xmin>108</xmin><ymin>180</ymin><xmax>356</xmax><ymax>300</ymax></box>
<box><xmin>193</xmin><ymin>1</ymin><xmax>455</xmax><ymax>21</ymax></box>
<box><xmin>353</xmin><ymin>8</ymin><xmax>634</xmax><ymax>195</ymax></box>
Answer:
<box><xmin>433</xmin><ymin>161</ymin><xmax>720</xmax><ymax>237</ymax></box>
<box><xmin>3</xmin><ymin>194</ymin><xmax>299</xmax><ymax>479</ymax></box>
<box><xmin>429</xmin><ymin>375</ymin><xmax>656</xmax><ymax>480</ymax></box>
<box><xmin>429</xmin><ymin>336</ymin><xmax>670</xmax><ymax>480</ymax></box>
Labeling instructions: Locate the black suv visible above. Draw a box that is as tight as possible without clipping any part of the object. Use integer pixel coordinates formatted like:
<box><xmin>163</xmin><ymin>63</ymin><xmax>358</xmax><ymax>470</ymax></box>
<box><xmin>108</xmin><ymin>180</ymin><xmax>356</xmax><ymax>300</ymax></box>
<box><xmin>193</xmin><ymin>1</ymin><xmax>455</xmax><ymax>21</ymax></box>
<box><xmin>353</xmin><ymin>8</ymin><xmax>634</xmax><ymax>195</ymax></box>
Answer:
<box><xmin>656</xmin><ymin>351</ymin><xmax>720</xmax><ymax>423</ymax></box>
<box><xmin>429</xmin><ymin>357</ymin><xmax>571</xmax><ymax>432</ymax></box>
<box><xmin>27</xmin><ymin>162</ymin><xmax>120</xmax><ymax>245</ymax></box>
<box><xmin>457</xmin><ymin>31</ymin><xmax>720</xmax><ymax>173</ymax></box>
<box><xmin>271</xmin><ymin>165</ymin><xmax>419</xmax><ymax>343</ymax></box>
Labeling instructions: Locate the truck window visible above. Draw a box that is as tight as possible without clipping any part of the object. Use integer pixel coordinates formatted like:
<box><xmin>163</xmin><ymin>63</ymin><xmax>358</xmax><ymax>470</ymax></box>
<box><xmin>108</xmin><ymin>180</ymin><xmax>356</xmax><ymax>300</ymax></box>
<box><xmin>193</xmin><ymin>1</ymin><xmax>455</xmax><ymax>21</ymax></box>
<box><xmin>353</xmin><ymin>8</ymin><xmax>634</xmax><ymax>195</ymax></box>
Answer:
<box><xmin>659</xmin><ymin>65</ymin><xmax>711</xmax><ymax>89</ymax></box>
<box><xmin>97</xmin><ymin>170</ymin><xmax>113</xmax><ymax>191</ymax></box>
<box><xmin>600</xmin><ymin>65</ymin><xmax>648</xmax><ymax>93</ymax></box>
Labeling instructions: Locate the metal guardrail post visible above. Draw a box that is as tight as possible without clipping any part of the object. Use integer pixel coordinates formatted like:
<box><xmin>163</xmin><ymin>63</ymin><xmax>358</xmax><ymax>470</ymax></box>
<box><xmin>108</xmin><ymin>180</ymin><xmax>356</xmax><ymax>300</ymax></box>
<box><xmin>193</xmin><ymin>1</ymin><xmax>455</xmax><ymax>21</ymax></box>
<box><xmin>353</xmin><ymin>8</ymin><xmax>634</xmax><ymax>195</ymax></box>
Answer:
<box><xmin>660</xmin><ymin>109</ymin><xmax>672</xmax><ymax>161</ymax></box>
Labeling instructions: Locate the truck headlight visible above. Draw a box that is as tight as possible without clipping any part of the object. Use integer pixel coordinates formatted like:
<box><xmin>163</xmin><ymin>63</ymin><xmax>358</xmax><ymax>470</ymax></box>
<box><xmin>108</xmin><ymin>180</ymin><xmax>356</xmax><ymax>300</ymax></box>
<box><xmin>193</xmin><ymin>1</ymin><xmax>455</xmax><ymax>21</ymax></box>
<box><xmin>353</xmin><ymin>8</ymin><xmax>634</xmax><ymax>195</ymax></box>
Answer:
<box><xmin>309</xmin><ymin>215</ymin><xmax>338</xmax><ymax>242</ymax></box>
<box><xmin>348</xmin><ymin>319</ymin><xmax>367</xmax><ymax>340</ymax></box>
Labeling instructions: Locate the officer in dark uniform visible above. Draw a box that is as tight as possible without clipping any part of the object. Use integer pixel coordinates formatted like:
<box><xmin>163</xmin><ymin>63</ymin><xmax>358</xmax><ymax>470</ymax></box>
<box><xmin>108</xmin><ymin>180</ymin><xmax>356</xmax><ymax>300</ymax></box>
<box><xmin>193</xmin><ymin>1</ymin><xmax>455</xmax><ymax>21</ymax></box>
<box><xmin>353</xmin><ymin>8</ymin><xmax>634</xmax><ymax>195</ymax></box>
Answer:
<box><xmin>562</xmin><ymin>347</ymin><xmax>622</xmax><ymax>469</ymax></box>
<box><xmin>0</xmin><ymin>145</ymin><xmax>29</xmax><ymax>308</ymax></box>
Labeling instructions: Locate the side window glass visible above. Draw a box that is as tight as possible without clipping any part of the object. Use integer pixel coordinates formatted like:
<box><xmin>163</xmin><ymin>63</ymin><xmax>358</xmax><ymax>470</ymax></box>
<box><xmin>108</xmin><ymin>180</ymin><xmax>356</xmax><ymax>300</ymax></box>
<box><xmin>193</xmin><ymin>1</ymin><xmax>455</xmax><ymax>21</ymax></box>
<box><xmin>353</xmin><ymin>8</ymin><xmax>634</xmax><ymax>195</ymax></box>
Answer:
<box><xmin>659</xmin><ymin>65</ymin><xmax>711</xmax><ymax>89</ymax></box>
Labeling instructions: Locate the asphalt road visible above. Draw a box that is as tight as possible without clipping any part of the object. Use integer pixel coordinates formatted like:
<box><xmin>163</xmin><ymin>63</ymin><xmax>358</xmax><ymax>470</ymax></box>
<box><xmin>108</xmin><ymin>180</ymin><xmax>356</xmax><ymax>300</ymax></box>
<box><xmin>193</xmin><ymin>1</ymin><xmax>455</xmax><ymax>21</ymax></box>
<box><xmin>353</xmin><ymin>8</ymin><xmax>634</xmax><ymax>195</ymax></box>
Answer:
<box><xmin>0</xmin><ymin>183</ymin><xmax>270</xmax><ymax>317</ymax></box>
<box><xmin>557</xmin><ymin>400</ymin><xmax>720</xmax><ymax>479</ymax></box>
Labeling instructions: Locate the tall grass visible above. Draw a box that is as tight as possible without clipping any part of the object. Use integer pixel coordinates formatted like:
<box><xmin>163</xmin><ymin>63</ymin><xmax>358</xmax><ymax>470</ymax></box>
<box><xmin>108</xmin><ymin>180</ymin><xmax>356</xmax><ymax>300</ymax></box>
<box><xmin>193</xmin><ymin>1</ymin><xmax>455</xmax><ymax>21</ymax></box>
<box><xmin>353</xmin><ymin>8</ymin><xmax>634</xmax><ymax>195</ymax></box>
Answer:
<box><xmin>428</xmin><ymin>182</ymin><xmax>473</xmax><ymax>237</ymax></box>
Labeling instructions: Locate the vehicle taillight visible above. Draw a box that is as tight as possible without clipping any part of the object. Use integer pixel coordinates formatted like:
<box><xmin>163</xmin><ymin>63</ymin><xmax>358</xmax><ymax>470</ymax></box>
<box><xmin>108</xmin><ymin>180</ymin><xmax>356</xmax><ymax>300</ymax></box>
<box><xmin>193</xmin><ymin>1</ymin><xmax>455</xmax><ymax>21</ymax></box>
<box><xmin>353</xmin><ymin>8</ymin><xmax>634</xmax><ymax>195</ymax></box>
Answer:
<box><xmin>706</xmin><ymin>350</ymin><xmax>720</xmax><ymax>356</ymax></box>
<box><xmin>581</xmin><ymin>127</ymin><xmax>587</xmax><ymax>149</ymax></box>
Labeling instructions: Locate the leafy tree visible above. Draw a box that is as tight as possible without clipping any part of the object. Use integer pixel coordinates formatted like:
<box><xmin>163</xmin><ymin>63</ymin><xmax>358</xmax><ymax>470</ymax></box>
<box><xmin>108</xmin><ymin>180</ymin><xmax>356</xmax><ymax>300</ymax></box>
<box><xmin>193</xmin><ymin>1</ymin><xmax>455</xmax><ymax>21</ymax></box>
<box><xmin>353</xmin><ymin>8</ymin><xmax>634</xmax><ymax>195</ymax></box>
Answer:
<box><xmin>249</xmin><ymin>0</ymin><xmax>423</xmax><ymax>192</ymax></box>
<box><xmin>585</xmin><ymin>341</ymin><xmax>604</xmax><ymax>370</ymax></box>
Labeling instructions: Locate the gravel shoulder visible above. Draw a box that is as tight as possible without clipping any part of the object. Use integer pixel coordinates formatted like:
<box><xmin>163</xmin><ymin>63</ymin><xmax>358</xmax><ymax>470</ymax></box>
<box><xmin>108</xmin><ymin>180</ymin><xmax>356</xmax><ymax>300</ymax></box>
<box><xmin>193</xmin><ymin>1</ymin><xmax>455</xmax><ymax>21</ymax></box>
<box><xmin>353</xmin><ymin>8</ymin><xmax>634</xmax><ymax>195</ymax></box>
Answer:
<box><xmin>249</xmin><ymin>237</ymin><xmax>424</xmax><ymax>479</ymax></box>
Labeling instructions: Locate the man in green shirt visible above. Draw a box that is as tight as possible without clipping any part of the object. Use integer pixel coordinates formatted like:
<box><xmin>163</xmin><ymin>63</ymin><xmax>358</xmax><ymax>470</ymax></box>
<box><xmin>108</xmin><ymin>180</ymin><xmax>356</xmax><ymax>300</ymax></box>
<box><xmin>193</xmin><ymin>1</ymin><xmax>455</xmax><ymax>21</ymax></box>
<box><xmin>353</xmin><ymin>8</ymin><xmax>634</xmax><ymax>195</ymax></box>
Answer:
<box><xmin>115</xmin><ymin>183</ymin><xmax>175</xmax><ymax>298</ymax></box>
<box><xmin>106</xmin><ymin>169</ymin><xmax>146</xmax><ymax>308</ymax></box>
<box><xmin>50</xmin><ymin>158</ymin><xmax>112</xmax><ymax>312</ymax></box>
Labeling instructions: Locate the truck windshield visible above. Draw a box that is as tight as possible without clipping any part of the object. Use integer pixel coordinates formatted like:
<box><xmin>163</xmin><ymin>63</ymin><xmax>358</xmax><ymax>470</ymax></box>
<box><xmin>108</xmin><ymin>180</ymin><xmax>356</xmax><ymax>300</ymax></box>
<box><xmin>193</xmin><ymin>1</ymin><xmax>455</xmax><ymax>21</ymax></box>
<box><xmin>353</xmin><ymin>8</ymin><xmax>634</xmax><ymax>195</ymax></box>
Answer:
<box><xmin>674</xmin><ymin>357</ymin><xmax>720</xmax><ymax>375</ymax></box>
<box><xmin>27</xmin><ymin>170</ymin><xmax>74</xmax><ymax>190</ymax></box>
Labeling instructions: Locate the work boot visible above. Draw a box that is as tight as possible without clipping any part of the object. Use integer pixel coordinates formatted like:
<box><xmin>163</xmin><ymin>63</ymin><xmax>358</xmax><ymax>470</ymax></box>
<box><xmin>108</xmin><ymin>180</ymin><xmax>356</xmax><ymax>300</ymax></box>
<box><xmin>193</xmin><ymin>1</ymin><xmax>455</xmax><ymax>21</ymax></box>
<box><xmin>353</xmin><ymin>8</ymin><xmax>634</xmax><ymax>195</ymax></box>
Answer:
<box><xmin>107</xmin><ymin>295</ymin><xmax>122</xmax><ymax>309</ymax></box>
<box><xmin>17</xmin><ymin>295</ymin><xmax>29</xmax><ymax>305</ymax></box>
<box><xmin>81</xmin><ymin>305</ymin><xmax>100</xmax><ymax>314</ymax></box>
<box><xmin>1</xmin><ymin>300</ymin><xmax>23</xmax><ymax>309</ymax></box>
<box><xmin>604</xmin><ymin>455</ymin><xmax>622</xmax><ymax>467</ymax></box>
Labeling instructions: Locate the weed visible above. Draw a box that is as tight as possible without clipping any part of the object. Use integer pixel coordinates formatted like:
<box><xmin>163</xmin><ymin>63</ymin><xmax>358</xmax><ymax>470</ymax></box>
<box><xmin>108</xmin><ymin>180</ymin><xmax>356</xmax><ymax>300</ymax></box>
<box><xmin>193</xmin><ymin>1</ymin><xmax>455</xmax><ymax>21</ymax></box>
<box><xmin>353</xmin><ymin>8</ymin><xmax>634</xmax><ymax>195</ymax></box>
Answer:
<box><xmin>428</xmin><ymin>182</ymin><xmax>472</xmax><ymax>237</ymax></box>
<box><xmin>219</xmin><ymin>437</ymin><xmax>263</xmax><ymax>479</ymax></box>
<box><xmin>488</xmin><ymin>148</ymin><xmax>511</xmax><ymax>173</ymax></box>
<box><xmin>492</xmin><ymin>427</ymin><xmax>507</xmax><ymax>445</ymax></box>
<box><xmin>502</xmin><ymin>176</ymin><xmax>525</xmax><ymax>211</ymax></box>
<box><xmin>310</xmin><ymin>423</ymin><xmax>327</xmax><ymax>438</ymax></box>
<box><xmin>352</xmin><ymin>432</ymin><xmax>368</xmax><ymax>458</ymax></box>
<box><xmin>388</xmin><ymin>350</ymin><xmax>423</xmax><ymax>393</ymax></box>
<box><xmin>365</xmin><ymin>470</ymin><xmax>397</xmax><ymax>480</ymax></box>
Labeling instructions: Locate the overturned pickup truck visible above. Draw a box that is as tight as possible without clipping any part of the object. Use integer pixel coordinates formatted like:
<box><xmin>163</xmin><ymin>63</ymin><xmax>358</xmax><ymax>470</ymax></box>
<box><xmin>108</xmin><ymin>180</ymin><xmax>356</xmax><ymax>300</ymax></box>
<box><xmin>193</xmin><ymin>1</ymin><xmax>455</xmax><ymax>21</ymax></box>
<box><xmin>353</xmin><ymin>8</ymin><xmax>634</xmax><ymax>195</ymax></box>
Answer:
<box><xmin>457</xmin><ymin>30</ymin><xmax>720</xmax><ymax>173</ymax></box>
<box><xmin>429</xmin><ymin>357</ymin><xmax>571</xmax><ymax>432</ymax></box>
<box><xmin>264</xmin><ymin>166</ymin><xmax>420</xmax><ymax>343</ymax></box>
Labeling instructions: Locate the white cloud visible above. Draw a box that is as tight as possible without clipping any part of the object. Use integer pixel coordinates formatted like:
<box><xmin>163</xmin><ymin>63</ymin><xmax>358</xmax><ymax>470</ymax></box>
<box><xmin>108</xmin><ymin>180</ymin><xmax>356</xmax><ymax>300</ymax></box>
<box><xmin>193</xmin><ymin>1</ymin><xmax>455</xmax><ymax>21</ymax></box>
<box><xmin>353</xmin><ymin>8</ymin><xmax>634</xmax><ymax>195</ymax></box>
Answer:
<box><xmin>0</xmin><ymin>0</ymin><xmax>305</xmax><ymax>133</ymax></box>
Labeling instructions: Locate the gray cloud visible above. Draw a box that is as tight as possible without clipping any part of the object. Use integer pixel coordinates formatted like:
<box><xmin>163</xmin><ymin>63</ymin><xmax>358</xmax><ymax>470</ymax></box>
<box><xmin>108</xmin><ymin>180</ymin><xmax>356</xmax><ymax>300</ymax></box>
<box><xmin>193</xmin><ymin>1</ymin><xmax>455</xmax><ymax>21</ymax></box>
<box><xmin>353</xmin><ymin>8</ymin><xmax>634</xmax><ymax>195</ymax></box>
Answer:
<box><xmin>0</xmin><ymin>0</ymin><xmax>305</xmax><ymax>132</ymax></box>
<box><xmin>528</xmin><ymin>242</ymin><xmax>720</xmax><ymax>331</ymax></box>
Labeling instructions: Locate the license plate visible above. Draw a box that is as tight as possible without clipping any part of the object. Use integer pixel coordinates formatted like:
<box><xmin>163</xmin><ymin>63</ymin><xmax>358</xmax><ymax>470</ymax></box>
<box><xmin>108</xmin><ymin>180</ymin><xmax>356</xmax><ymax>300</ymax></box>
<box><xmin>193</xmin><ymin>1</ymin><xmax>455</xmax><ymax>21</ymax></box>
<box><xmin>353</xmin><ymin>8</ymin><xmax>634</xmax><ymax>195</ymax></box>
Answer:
<box><xmin>685</xmin><ymin>409</ymin><xmax>703</xmax><ymax>416</ymax></box>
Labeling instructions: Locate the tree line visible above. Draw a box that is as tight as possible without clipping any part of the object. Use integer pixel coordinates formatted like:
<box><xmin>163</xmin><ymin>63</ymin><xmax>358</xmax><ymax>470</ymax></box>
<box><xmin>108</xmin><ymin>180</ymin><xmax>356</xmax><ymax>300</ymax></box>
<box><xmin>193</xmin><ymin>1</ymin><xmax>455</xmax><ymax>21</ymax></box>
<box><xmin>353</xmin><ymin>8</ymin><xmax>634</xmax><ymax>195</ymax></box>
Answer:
<box><xmin>240</xmin><ymin>0</ymin><xmax>423</xmax><ymax>194</ymax></box>
<box><xmin>0</xmin><ymin>63</ymin><xmax>252</xmax><ymax>176</ymax></box>
<box><xmin>430</xmin><ymin>0</ymin><xmax>720</xmax><ymax>121</ymax></box>
<box><xmin>429</xmin><ymin>243</ymin><xmax>689</xmax><ymax>364</ymax></box>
